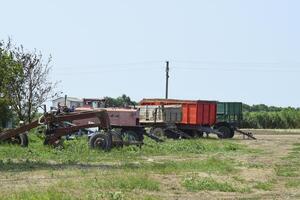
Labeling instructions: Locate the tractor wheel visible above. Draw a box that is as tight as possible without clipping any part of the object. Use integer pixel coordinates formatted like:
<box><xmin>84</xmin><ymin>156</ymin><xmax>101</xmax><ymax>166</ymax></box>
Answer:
<box><xmin>89</xmin><ymin>132</ymin><xmax>111</xmax><ymax>151</ymax></box>
<box><xmin>8</xmin><ymin>133</ymin><xmax>29</xmax><ymax>147</ymax></box>
<box><xmin>217</xmin><ymin>126</ymin><xmax>231</xmax><ymax>139</ymax></box>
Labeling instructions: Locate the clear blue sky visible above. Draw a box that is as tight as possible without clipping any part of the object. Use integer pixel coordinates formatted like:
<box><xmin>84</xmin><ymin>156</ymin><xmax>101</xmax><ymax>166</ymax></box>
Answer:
<box><xmin>1</xmin><ymin>0</ymin><xmax>299</xmax><ymax>107</ymax></box>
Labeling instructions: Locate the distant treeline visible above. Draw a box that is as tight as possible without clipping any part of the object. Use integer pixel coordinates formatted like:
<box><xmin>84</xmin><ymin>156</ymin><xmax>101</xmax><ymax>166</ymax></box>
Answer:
<box><xmin>241</xmin><ymin>104</ymin><xmax>300</xmax><ymax>129</ymax></box>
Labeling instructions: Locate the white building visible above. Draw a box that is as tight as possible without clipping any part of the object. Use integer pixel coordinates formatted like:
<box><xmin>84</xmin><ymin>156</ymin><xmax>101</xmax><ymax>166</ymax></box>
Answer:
<box><xmin>52</xmin><ymin>97</ymin><xmax>83</xmax><ymax>108</ymax></box>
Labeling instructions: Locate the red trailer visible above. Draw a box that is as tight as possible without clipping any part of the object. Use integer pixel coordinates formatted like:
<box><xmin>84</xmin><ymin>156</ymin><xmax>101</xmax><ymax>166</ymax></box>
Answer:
<box><xmin>139</xmin><ymin>98</ymin><xmax>225</xmax><ymax>139</ymax></box>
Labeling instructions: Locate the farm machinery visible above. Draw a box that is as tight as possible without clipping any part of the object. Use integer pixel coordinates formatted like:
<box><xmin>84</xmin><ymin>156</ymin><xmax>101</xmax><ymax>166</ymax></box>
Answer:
<box><xmin>139</xmin><ymin>99</ymin><xmax>256</xmax><ymax>140</ymax></box>
<box><xmin>0</xmin><ymin>107</ymin><xmax>146</xmax><ymax>150</ymax></box>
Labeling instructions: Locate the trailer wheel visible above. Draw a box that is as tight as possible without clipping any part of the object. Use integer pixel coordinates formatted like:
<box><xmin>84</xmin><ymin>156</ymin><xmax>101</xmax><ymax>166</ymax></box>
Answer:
<box><xmin>8</xmin><ymin>133</ymin><xmax>29</xmax><ymax>147</ymax></box>
<box><xmin>197</xmin><ymin>131</ymin><xmax>204</xmax><ymax>138</ymax></box>
<box><xmin>217</xmin><ymin>126</ymin><xmax>231</xmax><ymax>139</ymax></box>
<box><xmin>151</xmin><ymin>128</ymin><xmax>166</xmax><ymax>138</ymax></box>
<box><xmin>229</xmin><ymin>129</ymin><xmax>235</xmax><ymax>138</ymax></box>
<box><xmin>89</xmin><ymin>133</ymin><xmax>111</xmax><ymax>151</ymax></box>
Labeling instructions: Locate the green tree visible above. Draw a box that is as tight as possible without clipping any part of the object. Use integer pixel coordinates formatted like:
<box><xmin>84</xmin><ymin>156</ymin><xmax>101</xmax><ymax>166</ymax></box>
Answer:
<box><xmin>0</xmin><ymin>39</ymin><xmax>58</xmax><ymax>123</ymax></box>
<box><xmin>104</xmin><ymin>94</ymin><xmax>137</xmax><ymax>107</ymax></box>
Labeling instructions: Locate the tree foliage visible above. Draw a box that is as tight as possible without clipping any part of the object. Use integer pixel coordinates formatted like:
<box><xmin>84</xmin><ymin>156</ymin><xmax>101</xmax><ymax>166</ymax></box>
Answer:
<box><xmin>0</xmin><ymin>40</ymin><xmax>17</xmax><ymax>129</ymax></box>
<box><xmin>104</xmin><ymin>94</ymin><xmax>137</xmax><ymax>107</ymax></box>
<box><xmin>0</xmin><ymin>39</ymin><xmax>57</xmax><ymax>123</ymax></box>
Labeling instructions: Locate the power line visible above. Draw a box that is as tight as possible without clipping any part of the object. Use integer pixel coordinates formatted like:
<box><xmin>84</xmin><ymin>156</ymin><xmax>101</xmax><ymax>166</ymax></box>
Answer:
<box><xmin>172</xmin><ymin>66</ymin><xmax>300</xmax><ymax>72</ymax></box>
<box><xmin>172</xmin><ymin>60</ymin><xmax>300</xmax><ymax>66</ymax></box>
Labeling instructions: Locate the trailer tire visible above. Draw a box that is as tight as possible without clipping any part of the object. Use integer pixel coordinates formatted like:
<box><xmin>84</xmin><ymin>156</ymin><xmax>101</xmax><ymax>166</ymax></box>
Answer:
<box><xmin>197</xmin><ymin>131</ymin><xmax>204</xmax><ymax>138</ymax></box>
<box><xmin>89</xmin><ymin>132</ymin><xmax>111</xmax><ymax>151</ymax></box>
<box><xmin>151</xmin><ymin>127</ymin><xmax>165</xmax><ymax>138</ymax></box>
<box><xmin>217</xmin><ymin>126</ymin><xmax>231</xmax><ymax>139</ymax></box>
<box><xmin>229</xmin><ymin>129</ymin><xmax>235</xmax><ymax>138</ymax></box>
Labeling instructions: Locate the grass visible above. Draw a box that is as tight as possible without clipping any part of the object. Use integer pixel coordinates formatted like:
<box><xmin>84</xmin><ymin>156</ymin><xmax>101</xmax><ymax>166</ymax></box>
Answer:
<box><xmin>0</xmin><ymin>171</ymin><xmax>161</xmax><ymax>200</ymax></box>
<box><xmin>253</xmin><ymin>181</ymin><xmax>274</xmax><ymax>191</ymax></box>
<box><xmin>276</xmin><ymin>165</ymin><xmax>299</xmax><ymax>177</ymax></box>
<box><xmin>182</xmin><ymin>176</ymin><xmax>248</xmax><ymax>193</ymax></box>
<box><xmin>276</xmin><ymin>143</ymin><xmax>300</xmax><ymax>177</ymax></box>
<box><xmin>0</xmin><ymin>130</ymin><xmax>268</xmax><ymax>199</ymax></box>
<box><xmin>0</xmin><ymin>132</ymin><xmax>244</xmax><ymax>199</ymax></box>
<box><xmin>82</xmin><ymin>174</ymin><xmax>160</xmax><ymax>191</ymax></box>
<box><xmin>0</xmin><ymin>155</ymin><xmax>237</xmax><ymax>176</ymax></box>
<box><xmin>121</xmin><ymin>156</ymin><xmax>237</xmax><ymax>174</ymax></box>
<box><xmin>1</xmin><ymin>189</ymin><xmax>161</xmax><ymax>200</ymax></box>
<box><xmin>0</xmin><ymin>132</ymin><xmax>248</xmax><ymax>171</ymax></box>
<box><xmin>1</xmin><ymin>190</ymin><xmax>73</xmax><ymax>200</ymax></box>
<box><xmin>286</xmin><ymin>179</ymin><xmax>300</xmax><ymax>188</ymax></box>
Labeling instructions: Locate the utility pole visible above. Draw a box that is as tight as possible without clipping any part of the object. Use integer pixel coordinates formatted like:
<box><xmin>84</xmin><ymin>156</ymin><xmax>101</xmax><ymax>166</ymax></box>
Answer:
<box><xmin>165</xmin><ymin>61</ymin><xmax>169</xmax><ymax>99</ymax></box>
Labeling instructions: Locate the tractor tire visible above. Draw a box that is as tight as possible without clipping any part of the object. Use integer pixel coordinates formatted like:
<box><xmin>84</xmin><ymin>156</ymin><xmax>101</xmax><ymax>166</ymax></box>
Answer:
<box><xmin>89</xmin><ymin>132</ymin><xmax>111</xmax><ymax>151</ymax></box>
<box><xmin>217</xmin><ymin>126</ymin><xmax>232</xmax><ymax>139</ymax></box>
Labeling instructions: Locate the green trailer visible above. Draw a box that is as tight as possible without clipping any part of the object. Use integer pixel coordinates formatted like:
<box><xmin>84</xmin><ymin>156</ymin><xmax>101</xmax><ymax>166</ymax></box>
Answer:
<box><xmin>217</xmin><ymin>102</ymin><xmax>243</xmax><ymax>124</ymax></box>
<box><xmin>213</xmin><ymin>102</ymin><xmax>255</xmax><ymax>139</ymax></box>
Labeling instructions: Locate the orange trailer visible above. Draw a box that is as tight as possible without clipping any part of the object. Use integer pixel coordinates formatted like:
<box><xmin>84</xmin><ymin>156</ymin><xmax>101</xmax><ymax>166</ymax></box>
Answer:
<box><xmin>140</xmin><ymin>99</ymin><xmax>217</xmax><ymax>126</ymax></box>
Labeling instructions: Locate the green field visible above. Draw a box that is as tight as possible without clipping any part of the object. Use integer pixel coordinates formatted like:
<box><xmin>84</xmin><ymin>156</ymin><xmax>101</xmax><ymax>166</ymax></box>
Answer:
<box><xmin>0</xmin><ymin>132</ymin><xmax>300</xmax><ymax>199</ymax></box>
